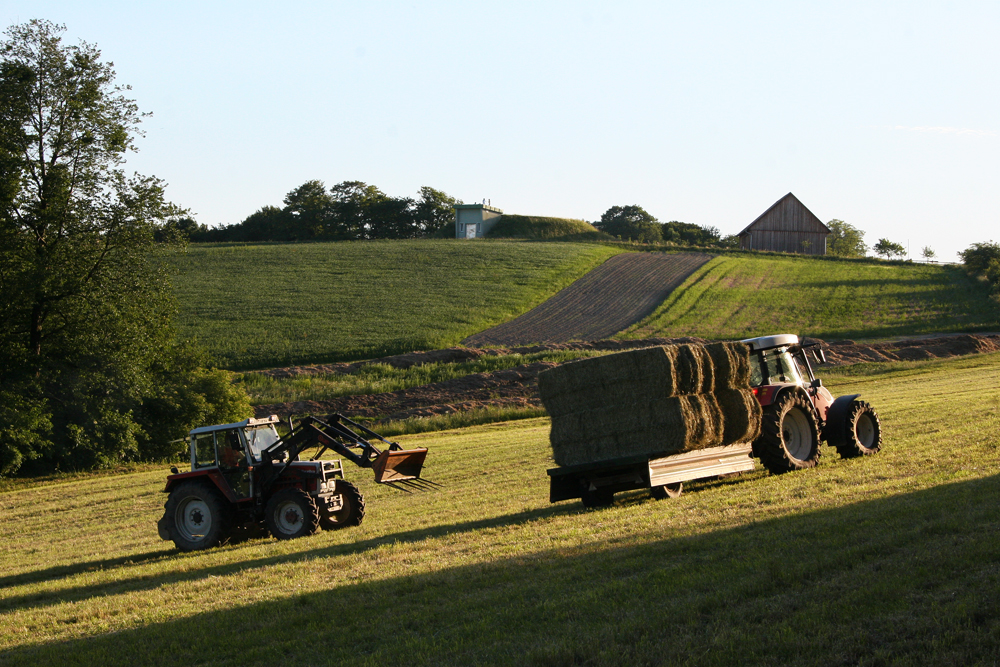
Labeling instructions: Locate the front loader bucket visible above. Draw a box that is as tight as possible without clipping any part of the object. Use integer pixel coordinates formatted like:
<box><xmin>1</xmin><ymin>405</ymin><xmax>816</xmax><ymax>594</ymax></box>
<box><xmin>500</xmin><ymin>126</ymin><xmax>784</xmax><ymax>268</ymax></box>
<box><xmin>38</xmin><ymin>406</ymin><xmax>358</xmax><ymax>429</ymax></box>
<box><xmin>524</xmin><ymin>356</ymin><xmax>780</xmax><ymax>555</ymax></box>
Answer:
<box><xmin>373</xmin><ymin>447</ymin><xmax>428</xmax><ymax>483</ymax></box>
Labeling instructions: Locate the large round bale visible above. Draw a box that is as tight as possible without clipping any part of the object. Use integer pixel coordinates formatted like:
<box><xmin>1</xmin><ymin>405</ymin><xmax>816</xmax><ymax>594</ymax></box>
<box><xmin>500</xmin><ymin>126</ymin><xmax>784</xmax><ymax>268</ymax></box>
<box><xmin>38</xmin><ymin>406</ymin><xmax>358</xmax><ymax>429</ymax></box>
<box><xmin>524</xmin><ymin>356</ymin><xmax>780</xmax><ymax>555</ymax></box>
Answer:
<box><xmin>705</xmin><ymin>341</ymin><xmax>752</xmax><ymax>389</ymax></box>
<box><xmin>715</xmin><ymin>388</ymin><xmax>762</xmax><ymax>445</ymax></box>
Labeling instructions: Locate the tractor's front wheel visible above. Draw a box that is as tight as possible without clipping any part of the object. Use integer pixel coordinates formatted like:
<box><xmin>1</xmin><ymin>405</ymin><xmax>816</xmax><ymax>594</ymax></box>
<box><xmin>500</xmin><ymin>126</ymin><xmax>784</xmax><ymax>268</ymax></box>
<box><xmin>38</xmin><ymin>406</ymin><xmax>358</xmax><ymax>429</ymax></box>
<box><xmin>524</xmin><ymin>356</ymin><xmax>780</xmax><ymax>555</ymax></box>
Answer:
<box><xmin>755</xmin><ymin>392</ymin><xmax>820</xmax><ymax>474</ymax></box>
<box><xmin>834</xmin><ymin>400</ymin><xmax>882</xmax><ymax>458</ymax></box>
<box><xmin>320</xmin><ymin>480</ymin><xmax>365</xmax><ymax>530</ymax></box>
<box><xmin>265</xmin><ymin>489</ymin><xmax>320</xmax><ymax>540</ymax></box>
<box><xmin>164</xmin><ymin>482</ymin><xmax>233</xmax><ymax>552</ymax></box>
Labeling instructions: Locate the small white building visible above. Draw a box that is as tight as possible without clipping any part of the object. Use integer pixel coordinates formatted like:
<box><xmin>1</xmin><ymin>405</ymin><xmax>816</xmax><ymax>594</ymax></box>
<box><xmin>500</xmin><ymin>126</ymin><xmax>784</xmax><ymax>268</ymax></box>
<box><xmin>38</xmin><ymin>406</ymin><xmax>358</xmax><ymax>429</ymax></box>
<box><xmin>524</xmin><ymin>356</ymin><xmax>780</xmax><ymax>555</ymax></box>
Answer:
<box><xmin>454</xmin><ymin>204</ymin><xmax>503</xmax><ymax>239</ymax></box>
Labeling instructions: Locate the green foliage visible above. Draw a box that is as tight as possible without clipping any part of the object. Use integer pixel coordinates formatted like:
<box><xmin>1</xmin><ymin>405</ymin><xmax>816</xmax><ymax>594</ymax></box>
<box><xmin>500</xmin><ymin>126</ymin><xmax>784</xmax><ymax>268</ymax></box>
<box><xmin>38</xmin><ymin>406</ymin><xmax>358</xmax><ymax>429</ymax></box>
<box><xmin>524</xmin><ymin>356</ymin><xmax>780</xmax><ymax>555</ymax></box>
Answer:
<box><xmin>203</xmin><ymin>181</ymin><xmax>463</xmax><ymax>242</ymax></box>
<box><xmin>661</xmin><ymin>220</ymin><xmax>720</xmax><ymax>246</ymax></box>
<box><xmin>960</xmin><ymin>241</ymin><xmax>1000</xmax><ymax>276</ymax></box>
<box><xmin>873</xmin><ymin>237</ymin><xmax>906</xmax><ymax>259</ymax></box>
<box><xmin>921</xmin><ymin>246</ymin><xmax>936</xmax><ymax>261</ymax></box>
<box><xmin>0</xmin><ymin>21</ymin><xmax>251</xmax><ymax>475</ymax></box>
<box><xmin>596</xmin><ymin>205</ymin><xmax>662</xmax><ymax>243</ymax></box>
<box><xmin>172</xmin><ymin>240</ymin><xmax>622</xmax><ymax>369</ymax></box>
<box><xmin>484</xmin><ymin>215</ymin><xmax>610</xmax><ymax>240</ymax></box>
<box><xmin>826</xmin><ymin>219</ymin><xmax>868</xmax><ymax>257</ymax></box>
<box><xmin>621</xmin><ymin>254</ymin><xmax>1000</xmax><ymax>342</ymax></box>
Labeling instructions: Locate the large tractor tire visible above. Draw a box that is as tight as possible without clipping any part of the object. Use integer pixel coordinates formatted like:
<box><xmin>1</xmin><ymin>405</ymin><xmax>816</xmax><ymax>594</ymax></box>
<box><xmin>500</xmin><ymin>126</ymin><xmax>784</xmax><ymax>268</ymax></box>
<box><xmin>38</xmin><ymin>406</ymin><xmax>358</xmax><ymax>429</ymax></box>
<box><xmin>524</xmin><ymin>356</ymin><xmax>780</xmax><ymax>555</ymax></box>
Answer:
<box><xmin>755</xmin><ymin>392</ymin><xmax>821</xmax><ymax>474</ymax></box>
<box><xmin>320</xmin><ymin>480</ymin><xmax>365</xmax><ymax>530</ymax></box>
<box><xmin>650</xmin><ymin>482</ymin><xmax>683</xmax><ymax>500</ymax></box>
<box><xmin>833</xmin><ymin>400</ymin><xmax>882</xmax><ymax>458</ymax></box>
<box><xmin>265</xmin><ymin>489</ymin><xmax>321</xmax><ymax>540</ymax></box>
<box><xmin>164</xmin><ymin>482</ymin><xmax>233</xmax><ymax>552</ymax></box>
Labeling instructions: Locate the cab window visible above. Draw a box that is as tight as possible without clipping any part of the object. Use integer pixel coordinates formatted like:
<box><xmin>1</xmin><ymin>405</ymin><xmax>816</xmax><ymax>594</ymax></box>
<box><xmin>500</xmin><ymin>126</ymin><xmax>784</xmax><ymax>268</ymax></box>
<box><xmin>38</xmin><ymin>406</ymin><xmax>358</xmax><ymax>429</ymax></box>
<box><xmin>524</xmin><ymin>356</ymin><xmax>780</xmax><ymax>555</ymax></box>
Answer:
<box><xmin>245</xmin><ymin>425</ymin><xmax>280</xmax><ymax>461</ymax></box>
<box><xmin>193</xmin><ymin>433</ymin><xmax>217</xmax><ymax>468</ymax></box>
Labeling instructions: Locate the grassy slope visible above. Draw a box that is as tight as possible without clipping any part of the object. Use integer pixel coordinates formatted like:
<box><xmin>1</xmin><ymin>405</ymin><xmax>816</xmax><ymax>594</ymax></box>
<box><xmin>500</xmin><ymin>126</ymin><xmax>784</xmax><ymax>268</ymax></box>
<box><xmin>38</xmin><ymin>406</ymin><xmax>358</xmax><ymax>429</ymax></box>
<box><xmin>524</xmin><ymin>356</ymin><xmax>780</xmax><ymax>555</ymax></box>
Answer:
<box><xmin>484</xmin><ymin>215</ymin><xmax>611</xmax><ymax>241</ymax></box>
<box><xmin>620</xmin><ymin>254</ymin><xmax>1000</xmax><ymax>341</ymax></box>
<box><xmin>170</xmin><ymin>240</ymin><xmax>620</xmax><ymax>369</ymax></box>
<box><xmin>2</xmin><ymin>353</ymin><xmax>1000</xmax><ymax>665</ymax></box>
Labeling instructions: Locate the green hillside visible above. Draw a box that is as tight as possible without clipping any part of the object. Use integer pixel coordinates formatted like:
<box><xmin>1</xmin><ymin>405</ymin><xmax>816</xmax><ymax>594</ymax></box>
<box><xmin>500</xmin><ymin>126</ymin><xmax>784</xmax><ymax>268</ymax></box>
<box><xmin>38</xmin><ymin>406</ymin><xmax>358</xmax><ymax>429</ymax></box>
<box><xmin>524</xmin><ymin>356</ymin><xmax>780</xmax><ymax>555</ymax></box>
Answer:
<box><xmin>484</xmin><ymin>214</ymin><xmax>610</xmax><ymax>241</ymax></box>
<box><xmin>170</xmin><ymin>239</ymin><xmax>621</xmax><ymax>369</ymax></box>
<box><xmin>2</xmin><ymin>353</ymin><xmax>1000</xmax><ymax>664</ymax></box>
<box><xmin>620</xmin><ymin>254</ymin><xmax>1000</xmax><ymax>341</ymax></box>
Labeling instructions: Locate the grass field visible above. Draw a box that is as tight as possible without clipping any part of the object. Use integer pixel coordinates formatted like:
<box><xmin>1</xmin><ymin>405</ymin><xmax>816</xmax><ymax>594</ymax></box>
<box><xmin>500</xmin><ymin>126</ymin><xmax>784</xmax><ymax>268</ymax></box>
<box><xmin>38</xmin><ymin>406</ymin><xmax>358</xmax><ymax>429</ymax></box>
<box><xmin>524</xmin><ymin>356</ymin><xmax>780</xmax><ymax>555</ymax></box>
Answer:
<box><xmin>3</xmin><ymin>352</ymin><xmax>999</xmax><ymax>665</ymax></box>
<box><xmin>620</xmin><ymin>254</ymin><xmax>1000</xmax><ymax>342</ymax></box>
<box><xmin>170</xmin><ymin>240</ymin><xmax>621</xmax><ymax>369</ymax></box>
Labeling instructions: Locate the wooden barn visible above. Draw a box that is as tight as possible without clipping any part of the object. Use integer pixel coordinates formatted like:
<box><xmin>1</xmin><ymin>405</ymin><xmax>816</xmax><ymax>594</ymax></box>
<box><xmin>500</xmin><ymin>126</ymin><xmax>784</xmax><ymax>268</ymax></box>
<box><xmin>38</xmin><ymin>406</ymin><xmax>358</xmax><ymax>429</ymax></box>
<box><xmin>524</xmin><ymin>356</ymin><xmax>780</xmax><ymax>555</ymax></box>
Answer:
<box><xmin>738</xmin><ymin>193</ymin><xmax>830</xmax><ymax>255</ymax></box>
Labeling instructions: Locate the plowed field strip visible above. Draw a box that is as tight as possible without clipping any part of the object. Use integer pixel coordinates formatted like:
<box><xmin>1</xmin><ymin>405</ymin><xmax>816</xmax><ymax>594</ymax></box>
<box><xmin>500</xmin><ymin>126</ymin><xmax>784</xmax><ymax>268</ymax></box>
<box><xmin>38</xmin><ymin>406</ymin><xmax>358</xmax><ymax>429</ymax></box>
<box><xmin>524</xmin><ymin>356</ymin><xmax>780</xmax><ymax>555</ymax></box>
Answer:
<box><xmin>463</xmin><ymin>252</ymin><xmax>712</xmax><ymax>346</ymax></box>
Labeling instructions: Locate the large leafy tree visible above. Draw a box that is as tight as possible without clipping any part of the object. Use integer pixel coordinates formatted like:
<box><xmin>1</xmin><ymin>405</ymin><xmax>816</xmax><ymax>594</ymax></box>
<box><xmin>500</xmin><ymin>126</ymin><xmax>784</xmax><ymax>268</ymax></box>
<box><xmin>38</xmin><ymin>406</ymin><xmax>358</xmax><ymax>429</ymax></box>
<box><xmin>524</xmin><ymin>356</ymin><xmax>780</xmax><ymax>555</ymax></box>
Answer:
<box><xmin>597</xmin><ymin>205</ymin><xmax>662</xmax><ymax>243</ymax></box>
<box><xmin>826</xmin><ymin>219</ymin><xmax>867</xmax><ymax>257</ymax></box>
<box><xmin>873</xmin><ymin>238</ymin><xmax>906</xmax><ymax>259</ymax></box>
<box><xmin>0</xmin><ymin>20</ymin><xmax>248</xmax><ymax>475</ymax></box>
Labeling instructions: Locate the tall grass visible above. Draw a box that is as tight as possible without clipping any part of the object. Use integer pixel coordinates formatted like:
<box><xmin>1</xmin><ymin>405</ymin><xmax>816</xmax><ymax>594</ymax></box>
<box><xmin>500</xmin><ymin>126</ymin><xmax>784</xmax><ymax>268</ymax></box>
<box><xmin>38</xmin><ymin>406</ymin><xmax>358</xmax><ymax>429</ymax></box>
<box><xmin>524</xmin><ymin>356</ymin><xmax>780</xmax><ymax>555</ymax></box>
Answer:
<box><xmin>170</xmin><ymin>239</ymin><xmax>620</xmax><ymax>369</ymax></box>
<box><xmin>621</xmin><ymin>253</ymin><xmax>1000</xmax><ymax>341</ymax></box>
<box><xmin>240</xmin><ymin>349</ymin><xmax>605</xmax><ymax>405</ymax></box>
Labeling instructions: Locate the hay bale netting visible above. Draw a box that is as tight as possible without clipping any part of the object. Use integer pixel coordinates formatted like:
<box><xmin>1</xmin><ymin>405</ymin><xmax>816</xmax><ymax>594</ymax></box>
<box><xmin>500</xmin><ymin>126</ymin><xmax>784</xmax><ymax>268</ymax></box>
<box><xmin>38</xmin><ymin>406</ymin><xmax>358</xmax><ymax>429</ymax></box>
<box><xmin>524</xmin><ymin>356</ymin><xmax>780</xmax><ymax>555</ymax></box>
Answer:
<box><xmin>538</xmin><ymin>345</ymin><xmax>711</xmax><ymax>417</ymax></box>
<box><xmin>548</xmin><ymin>394</ymin><xmax>724</xmax><ymax>466</ymax></box>
<box><xmin>715</xmin><ymin>388</ymin><xmax>762</xmax><ymax>445</ymax></box>
<box><xmin>705</xmin><ymin>341</ymin><xmax>752</xmax><ymax>389</ymax></box>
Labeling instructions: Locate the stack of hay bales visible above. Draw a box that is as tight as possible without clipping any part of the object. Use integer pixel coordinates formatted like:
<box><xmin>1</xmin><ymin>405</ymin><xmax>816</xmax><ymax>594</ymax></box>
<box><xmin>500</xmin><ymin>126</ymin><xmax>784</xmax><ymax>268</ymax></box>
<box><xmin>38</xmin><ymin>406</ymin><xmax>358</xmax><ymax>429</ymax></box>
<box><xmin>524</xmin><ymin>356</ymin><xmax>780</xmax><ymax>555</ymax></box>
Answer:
<box><xmin>539</xmin><ymin>342</ymin><xmax>761</xmax><ymax>467</ymax></box>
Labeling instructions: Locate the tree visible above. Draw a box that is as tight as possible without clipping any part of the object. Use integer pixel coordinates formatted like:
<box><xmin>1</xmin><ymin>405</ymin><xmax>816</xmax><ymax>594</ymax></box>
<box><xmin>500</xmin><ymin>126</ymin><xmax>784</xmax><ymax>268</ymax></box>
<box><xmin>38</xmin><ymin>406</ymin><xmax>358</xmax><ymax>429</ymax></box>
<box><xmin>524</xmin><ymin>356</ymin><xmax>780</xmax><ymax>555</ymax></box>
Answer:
<box><xmin>826</xmin><ymin>220</ymin><xmax>867</xmax><ymax>257</ymax></box>
<box><xmin>959</xmin><ymin>241</ymin><xmax>1000</xmax><ymax>276</ymax></box>
<box><xmin>283</xmin><ymin>179</ymin><xmax>334</xmax><ymax>240</ymax></box>
<box><xmin>415</xmin><ymin>186</ymin><xmax>461</xmax><ymax>236</ymax></box>
<box><xmin>0</xmin><ymin>21</ymin><xmax>249</xmax><ymax>475</ymax></box>
<box><xmin>597</xmin><ymin>205</ymin><xmax>662</xmax><ymax>243</ymax></box>
<box><xmin>661</xmin><ymin>221</ymin><xmax>720</xmax><ymax>246</ymax></box>
<box><xmin>873</xmin><ymin>238</ymin><xmax>906</xmax><ymax>259</ymax></box>
<box><xmin>921</xmin><ymin>246</ymin><xmax>936</xmax><ymax>262</ymax></box>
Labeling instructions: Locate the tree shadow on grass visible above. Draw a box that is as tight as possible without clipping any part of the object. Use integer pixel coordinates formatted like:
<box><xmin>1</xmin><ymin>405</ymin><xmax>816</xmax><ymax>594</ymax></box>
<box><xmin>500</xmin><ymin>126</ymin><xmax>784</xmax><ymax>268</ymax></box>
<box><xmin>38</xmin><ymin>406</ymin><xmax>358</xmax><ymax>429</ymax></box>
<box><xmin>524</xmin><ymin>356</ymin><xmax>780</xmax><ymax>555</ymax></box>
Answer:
<box><xmin>3</xmin><ymin>473</ymin><xmax>1000</xmax><ymax>666</ymax></box>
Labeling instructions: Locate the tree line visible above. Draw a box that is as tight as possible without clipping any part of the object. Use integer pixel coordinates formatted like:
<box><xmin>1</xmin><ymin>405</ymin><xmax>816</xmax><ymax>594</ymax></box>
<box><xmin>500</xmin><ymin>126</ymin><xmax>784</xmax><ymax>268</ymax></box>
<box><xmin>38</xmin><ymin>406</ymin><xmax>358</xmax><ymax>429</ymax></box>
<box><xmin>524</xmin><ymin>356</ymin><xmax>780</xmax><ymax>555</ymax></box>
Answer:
<box><xmin>593</xmin><ymin>205</ymin><xmax>739</xmax><ymax>248</ymax></box>
<box><xmin>168</xmin><ymin>181</ymin><xmax>462</xmax><ymax>243</ymax></box>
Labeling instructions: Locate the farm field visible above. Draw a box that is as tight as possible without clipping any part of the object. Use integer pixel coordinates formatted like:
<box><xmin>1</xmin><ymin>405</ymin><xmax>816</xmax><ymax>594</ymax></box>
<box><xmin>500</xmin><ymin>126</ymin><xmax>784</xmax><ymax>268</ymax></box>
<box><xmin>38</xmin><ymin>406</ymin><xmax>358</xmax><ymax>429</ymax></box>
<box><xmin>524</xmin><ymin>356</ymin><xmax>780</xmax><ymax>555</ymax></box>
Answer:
<box><xmin>169</xmin><ymin>240</ymin><xmax>621</xmax><ymax>369</ymax></box>
<box><xmin>3</xmin><ymin>352</ymin><xmax>1000</xmax><ymax>665</ymax></box>
<box><xmin>621</xmin><ymin>254</ymin><xmax>1000</xmax><ymax>342</ymax></box>
<box><xmin>463</xmin><ymin>252</ymin><xmax>711</xmax><ymax>346</ymax></box>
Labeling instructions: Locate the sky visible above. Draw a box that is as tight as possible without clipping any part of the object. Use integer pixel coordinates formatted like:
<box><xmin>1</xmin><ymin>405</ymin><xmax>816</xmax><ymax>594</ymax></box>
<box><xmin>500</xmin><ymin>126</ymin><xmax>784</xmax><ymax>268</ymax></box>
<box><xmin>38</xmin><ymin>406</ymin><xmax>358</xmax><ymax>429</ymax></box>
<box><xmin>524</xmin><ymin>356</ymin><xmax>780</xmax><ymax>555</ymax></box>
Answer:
<box><xmin>4</xmin><ymin>1</ymin><xmax>999</xmax><ymax>261</ymax></box>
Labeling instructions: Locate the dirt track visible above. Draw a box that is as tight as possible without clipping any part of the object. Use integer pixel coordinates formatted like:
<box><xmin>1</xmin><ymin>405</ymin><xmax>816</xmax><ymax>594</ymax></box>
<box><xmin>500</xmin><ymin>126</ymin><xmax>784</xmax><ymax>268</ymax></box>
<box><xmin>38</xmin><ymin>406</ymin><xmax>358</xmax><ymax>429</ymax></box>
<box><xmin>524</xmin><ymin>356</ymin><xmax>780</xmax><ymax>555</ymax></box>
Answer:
<box><xmin>461</xmin><ymin>252</ymin><xmax>712</xmax><ymax>347</ymax></box>
<box><xmin>252</xmin><ymin>333</ymin><xmax>1000</xmax><ymax>422</ymax></box>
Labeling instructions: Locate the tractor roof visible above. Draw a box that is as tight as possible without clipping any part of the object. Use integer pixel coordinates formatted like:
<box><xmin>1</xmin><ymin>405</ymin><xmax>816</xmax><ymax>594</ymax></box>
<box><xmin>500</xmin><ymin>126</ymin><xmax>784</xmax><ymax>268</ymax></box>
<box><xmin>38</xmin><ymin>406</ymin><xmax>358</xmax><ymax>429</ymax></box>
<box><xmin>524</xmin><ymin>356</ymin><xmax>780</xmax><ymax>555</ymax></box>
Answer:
<box><xmin>189</xmin><ymin>415</ymin><xmax>280</xmax><ymax>436</ymax></box>
<box><xmin>740</xmin><ymin>334</ymin><xmax>799</xmax><ymax>351</ymax></box>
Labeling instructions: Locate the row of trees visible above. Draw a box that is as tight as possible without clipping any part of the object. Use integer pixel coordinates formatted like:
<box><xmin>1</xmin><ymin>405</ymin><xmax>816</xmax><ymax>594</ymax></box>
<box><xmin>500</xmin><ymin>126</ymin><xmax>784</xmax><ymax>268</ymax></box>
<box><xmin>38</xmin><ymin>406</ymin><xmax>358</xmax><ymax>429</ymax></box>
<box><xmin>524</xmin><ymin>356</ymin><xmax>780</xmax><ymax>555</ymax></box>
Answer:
<box><xmin>176</xmin><ymin>181</ymin><xmax>462</xmax><ymax>243</ymax></box>
<box><xmin>594</xmin><ymin>205</ymin><xmax>738</xmax><ymax>248</ymax></box>
<box><xmin>0</xmin><ymin>21</ymin><xmax>249</xmax><ymax>476</ymax></box>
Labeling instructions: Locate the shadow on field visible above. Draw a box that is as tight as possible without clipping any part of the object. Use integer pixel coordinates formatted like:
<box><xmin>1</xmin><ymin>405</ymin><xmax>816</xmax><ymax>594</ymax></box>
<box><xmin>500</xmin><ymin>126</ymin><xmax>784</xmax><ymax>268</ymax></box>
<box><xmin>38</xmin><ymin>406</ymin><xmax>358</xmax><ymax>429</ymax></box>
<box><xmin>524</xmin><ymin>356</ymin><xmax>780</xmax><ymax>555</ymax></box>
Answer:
<box><xmin>5</xmin><ymin>473</ymin><xmax>1000</xmax><ymax>666</ymax></box>
<box><xmin>0</xmin><ymin>502</ymin><xmax>582</xmax><ymax>615</ymax></box>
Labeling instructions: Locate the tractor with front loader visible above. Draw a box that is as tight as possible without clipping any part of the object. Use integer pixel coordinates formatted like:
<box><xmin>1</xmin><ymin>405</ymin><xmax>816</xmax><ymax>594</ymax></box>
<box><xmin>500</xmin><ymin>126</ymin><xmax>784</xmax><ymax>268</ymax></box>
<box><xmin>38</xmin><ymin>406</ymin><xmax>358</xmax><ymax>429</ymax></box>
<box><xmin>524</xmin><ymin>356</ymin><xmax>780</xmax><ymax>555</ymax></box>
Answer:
<box><xmin>745</xmin><ymin>334</ymin><xmax>882</xmax><ymax>473</ymax></box>
<box><xmin>157</xmin><ymin>413</ymin><xmax>428</xmax><ymax>551</ymax></box>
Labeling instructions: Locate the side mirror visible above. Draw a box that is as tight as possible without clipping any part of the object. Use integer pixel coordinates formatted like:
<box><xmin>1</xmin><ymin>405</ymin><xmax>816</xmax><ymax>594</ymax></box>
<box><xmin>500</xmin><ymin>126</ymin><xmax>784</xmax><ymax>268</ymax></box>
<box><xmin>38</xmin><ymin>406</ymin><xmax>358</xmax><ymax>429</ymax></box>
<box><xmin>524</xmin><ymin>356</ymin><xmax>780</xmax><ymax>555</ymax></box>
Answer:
<box><xmin>810</xmin><ymin>378</ymin><xmax>823</xmax><ymax>389</ymax></box>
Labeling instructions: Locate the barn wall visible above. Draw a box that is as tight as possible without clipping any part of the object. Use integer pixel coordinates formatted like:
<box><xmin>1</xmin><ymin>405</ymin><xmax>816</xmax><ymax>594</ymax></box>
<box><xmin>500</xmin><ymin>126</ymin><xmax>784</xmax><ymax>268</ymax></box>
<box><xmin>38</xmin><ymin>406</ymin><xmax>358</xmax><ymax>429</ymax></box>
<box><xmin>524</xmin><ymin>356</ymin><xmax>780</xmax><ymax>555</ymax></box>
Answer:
<box><xmin>739</xmin><ymin>195</ymin><xmax>828</xmax><ymax>255</ymax></box>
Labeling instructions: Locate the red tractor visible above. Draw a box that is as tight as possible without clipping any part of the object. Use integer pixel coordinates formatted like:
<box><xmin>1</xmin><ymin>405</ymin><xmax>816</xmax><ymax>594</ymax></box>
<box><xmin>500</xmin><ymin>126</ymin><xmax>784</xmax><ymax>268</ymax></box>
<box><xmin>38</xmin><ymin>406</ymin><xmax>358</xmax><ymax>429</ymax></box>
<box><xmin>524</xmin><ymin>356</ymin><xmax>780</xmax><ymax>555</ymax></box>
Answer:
<box><xmin>157</xmin><ymin>413</ymin><xmax>428</xmax><ymax>551</ymax></box>
<box><xmin>743</xmin><ymin>334</ymin><xmax>882</xmax><ymax>473</ymax></box>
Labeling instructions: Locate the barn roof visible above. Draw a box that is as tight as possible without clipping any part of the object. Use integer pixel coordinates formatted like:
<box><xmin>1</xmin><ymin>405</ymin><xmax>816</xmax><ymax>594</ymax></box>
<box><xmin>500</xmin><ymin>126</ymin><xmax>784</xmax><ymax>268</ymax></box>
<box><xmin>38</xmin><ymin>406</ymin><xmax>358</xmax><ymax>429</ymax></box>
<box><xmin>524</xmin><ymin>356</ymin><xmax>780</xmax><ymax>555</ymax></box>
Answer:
<box><xmin>738</xmin><ymin>193</ymin><xmax>831</xmax><ymax>236</ymax></box>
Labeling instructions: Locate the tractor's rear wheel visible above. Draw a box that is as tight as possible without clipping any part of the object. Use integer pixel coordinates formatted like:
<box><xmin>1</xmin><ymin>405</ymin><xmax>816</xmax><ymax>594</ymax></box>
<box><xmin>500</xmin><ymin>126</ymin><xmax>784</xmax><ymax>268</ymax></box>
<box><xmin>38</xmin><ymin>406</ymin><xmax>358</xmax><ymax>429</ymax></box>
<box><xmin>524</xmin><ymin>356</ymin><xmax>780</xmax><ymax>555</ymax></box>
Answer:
<box><xmin>265</xmin><ymin>489</ymin><xmax>320</xmax><ymax>540</ymax></box>
<box><xmin>164</xmin><ymin>482</ymin><xmax>233</xmax><ymax>552</ymax></box>
<box><xmin>834</xmin><ymin>400</ymin><xmax>882</xmax><ymax>458</ymax></box>
<box><xmin>320</xmin><ymin>480</ymin><xmax>365</xmax><ymax>530</ymax></box>
<box><xmin>755</xmin><ymin>392</ymin><xmax>820</xmax><ymax>474</ymax></box>
<box><xmin>650</xmin><ymin>482</ymin><xmax>683</xmax><ymax>499</ymax></box>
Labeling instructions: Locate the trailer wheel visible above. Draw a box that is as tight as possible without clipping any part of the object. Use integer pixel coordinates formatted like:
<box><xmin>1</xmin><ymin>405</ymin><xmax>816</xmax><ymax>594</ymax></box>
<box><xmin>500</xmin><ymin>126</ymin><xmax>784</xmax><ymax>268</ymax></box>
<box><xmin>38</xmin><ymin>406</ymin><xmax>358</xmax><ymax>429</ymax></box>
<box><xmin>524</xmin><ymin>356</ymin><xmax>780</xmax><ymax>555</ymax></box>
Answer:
<box><xmin>834</xmin><ymin>400</ymin><xmax>882</xmax><ymax>458</ymax></box>
<box><xmin>164</xmin><ymin>482</ymin><xmax>233</xmax><ymax>552</ymax></box>
<box><xmin>580</xmin><ymin>486</ymin><xmax>614</xmax><ymax>509</ymax></box>
<box><xmin>320</xmin><ymin>480</ymin><xmax>365</xmax><ymax>530</ymax></box>
<box><xmin>650</xmin><ymin>482</ymin><xmax>683</xmax><ymax>499</ymax></box>
<box><xmin>265</xmin><ymin>489</ymin><xmax>320</xmax><ymax>540</ymax></box>
<box><xmin>756</xmin><ymin>392</ymin><xmax>820</xmax><ymax>474</ymax></box>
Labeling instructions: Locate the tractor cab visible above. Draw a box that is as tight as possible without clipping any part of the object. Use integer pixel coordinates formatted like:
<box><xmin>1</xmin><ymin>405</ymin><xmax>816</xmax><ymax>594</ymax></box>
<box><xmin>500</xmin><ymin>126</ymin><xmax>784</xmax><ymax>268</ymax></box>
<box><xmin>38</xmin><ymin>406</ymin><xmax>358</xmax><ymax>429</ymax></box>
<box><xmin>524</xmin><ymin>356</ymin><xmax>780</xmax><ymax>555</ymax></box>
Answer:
<box><xmin>185</xmin><ymin>416</ymin><xmax>286</xmax><ymax>501</ymax></box>
<box><xmin>741</xmin><ymin>334</ymin><xmax>834</xmax><ymax>423</ymax></box>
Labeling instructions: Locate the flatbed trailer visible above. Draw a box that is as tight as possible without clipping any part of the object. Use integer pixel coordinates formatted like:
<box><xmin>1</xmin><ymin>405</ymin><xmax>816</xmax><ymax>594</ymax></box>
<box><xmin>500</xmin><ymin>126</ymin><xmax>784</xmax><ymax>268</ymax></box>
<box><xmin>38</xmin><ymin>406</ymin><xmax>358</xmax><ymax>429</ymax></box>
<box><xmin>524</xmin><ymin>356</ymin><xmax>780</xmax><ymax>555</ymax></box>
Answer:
<box><xmin>547</xmin><ymin>443</ymin><xmax>755</xmax><ymax>508</ymax></box>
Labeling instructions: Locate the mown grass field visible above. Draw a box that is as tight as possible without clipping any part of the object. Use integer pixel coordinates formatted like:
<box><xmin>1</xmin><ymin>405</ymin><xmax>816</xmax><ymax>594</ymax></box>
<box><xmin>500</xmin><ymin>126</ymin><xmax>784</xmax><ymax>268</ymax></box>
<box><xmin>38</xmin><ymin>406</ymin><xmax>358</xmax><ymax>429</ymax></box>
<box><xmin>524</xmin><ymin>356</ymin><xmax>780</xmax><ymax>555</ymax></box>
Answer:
<box><xmin>169</xmin><ymin>240</ymin><xmax>621</xmax><ymax>369</ymax></box>
<box><xmin>621</xmin><ymin>254</ymin><xmax>1000</xmax><ymax>342</ymax></box>
<box><xmin>3</xmin><ymin>352</ymin><xmax>999</xmax><ymax>665</ymax></box>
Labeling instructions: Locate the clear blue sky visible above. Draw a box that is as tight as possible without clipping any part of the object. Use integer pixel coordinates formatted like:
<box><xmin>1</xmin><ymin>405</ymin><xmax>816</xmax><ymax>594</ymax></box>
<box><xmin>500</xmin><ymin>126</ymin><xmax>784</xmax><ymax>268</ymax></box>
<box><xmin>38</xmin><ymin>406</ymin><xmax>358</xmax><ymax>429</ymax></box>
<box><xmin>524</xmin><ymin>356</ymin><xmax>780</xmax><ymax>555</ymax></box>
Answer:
<box><xmin>5</xmin><ymin>1</ymin><xmax>998</xmax><ymax>261</ymax></box>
